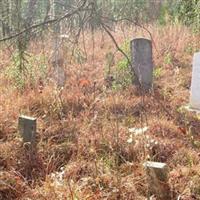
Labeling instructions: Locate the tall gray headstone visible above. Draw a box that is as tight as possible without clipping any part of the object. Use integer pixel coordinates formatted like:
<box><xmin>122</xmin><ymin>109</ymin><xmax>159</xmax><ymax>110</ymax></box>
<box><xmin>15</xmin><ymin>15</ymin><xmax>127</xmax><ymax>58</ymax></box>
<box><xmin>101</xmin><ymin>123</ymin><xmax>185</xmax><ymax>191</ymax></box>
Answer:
<box><xmin>18</xmin><ymin>115</ymin><xmax>36</xmax><ymax>144</ymax></box>
<box><xmin>190</xmin><ymin>52</ymin><xmax>200</xmax><ymax>110</ymax></box>
<box><xmin>131</xmin><ymin>38</ymin><xmax>153</xmax><ymax>90</ymax></box>
<box><xmin>144</xmin><ymin>161</ymin><xmax>171</xmax><ymax>200</ymax></box>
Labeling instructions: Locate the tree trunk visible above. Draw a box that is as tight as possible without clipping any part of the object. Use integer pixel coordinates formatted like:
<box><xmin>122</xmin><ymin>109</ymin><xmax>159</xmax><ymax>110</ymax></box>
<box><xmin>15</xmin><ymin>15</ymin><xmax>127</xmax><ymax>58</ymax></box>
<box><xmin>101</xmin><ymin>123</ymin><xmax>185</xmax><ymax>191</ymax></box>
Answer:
<box><xmin>25</xmin><ymin>0</ymin><xmax>38</xmax><ymax>27</ymax></box>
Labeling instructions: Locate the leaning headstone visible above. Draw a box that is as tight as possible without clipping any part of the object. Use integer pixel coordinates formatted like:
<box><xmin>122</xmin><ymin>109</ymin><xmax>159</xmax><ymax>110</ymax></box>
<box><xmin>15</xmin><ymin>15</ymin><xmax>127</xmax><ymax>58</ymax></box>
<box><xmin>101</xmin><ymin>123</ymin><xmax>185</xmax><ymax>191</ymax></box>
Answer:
<box><xmin>189</xmin><ymin>52</ymin><xmax>200</xmax><ymax>110</ymax></box>
<box><xmin>18</xmin><ymin>115</ymin><xmax>36</xmax><ymax>144</ymax></box>
<box><xmin>130</xmin><ymin>38</ymin><xmax>154</xmax><ymax>90</ymax></box>
<box><xmin>143</xmin><ymin>161</ymin><xmax>171</xmax><ymax>200</ymax></box>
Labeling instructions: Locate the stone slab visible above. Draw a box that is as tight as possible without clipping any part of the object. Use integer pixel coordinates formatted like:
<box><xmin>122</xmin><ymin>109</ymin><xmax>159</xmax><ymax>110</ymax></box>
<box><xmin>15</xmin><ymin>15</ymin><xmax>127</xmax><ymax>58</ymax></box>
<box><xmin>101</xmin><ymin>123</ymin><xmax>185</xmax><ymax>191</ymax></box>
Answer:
<box><xmin>131</xmin><ymin>38</ymin><xmax>154</xmax><ymax>90</ymax></box>
<box><xmin>190</xmin><ymin>52</ymin><xmax>200</xmax><ymax>110</ymax></box>
<box><xmin>18</xmin><ymin>115</ymin><xmax>36</xmax><ymax>144</ymax></box>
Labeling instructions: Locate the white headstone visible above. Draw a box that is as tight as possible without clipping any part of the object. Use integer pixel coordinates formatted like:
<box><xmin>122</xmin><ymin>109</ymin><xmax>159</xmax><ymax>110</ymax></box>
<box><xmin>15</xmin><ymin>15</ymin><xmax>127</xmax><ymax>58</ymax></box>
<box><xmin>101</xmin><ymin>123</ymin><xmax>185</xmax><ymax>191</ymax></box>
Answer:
<box><xmin>190</xmin><ymin>52</ymin><xmax>200</xmax><ymax>110</ymax></box>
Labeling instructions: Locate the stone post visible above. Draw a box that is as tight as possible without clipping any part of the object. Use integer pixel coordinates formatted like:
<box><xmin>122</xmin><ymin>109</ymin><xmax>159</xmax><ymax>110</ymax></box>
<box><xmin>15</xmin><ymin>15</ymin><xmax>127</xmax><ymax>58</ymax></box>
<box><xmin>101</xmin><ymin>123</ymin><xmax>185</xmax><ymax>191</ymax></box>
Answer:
<box><xmin>18</xmin><ymin>115</ymin><xmax>36</xmax><ymax>145</ymax></box>
<box><xmin>144</xmin><ymin>161</ymin><xmax>171</xmax><ymax>200</ymax></box>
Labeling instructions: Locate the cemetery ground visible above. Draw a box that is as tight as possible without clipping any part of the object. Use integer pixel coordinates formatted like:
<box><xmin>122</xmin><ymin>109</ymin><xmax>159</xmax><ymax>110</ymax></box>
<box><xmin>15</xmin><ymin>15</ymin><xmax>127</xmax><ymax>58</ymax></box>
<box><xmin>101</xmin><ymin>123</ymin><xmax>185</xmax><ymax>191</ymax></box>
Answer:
<box><xmin>1</xmin><ymin>24</ymin><xmax>200</xmax><ymax>200</ymax></box>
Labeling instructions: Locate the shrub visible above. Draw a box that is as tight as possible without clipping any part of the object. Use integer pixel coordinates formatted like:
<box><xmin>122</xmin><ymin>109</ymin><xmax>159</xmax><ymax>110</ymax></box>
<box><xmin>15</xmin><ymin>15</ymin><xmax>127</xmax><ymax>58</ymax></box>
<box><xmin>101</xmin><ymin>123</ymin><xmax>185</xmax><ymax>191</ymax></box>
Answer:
<box><xmin>5</xmin><ymin>52</ymin><xmax>48</xmax><ymax>90</ymax></box>
<box><xmin>111</xmin><ymin>40</ymin><xmax>132</xmax><ymax>90</ymax></box>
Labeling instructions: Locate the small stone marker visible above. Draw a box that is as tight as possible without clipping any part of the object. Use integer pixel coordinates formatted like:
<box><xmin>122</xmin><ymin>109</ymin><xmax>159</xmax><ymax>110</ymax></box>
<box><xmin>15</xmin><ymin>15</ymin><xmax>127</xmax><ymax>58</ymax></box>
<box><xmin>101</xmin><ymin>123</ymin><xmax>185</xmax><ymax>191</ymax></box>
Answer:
<box><xmin>18</xmin><ymin>115</ymin><xmax>36</xmax><ymax>144</ymax></box>
<box><xmin>190</xmin><ymin>52</ymin><xmax>200</xmax><ymax>110</ymax></box>
<box><xmin>143</xmin><ymin>161</ymin><xmax>171</xmax><ymax>200</ymax></box>
<box><xmin>130</xmin><ymin>38</ymin><xmax>154</xmax><ymax>90</ymax></box>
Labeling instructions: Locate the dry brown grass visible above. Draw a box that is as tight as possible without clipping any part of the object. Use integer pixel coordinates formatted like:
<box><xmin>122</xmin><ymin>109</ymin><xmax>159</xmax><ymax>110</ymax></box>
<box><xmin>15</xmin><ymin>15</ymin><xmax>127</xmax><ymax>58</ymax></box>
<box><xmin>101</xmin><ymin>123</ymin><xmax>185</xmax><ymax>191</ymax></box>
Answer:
<box><xmin>1</xmin><ymin>23</ymin><xmax>200</xmax><ymax>200</ymax></box>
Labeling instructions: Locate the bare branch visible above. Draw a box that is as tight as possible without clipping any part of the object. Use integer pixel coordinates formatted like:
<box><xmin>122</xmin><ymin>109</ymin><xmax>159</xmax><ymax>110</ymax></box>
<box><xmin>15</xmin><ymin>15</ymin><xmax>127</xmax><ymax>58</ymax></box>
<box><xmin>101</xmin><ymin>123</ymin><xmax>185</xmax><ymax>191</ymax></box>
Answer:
<box><xmin>0</xmin><ymin>0</ymin><xmax>87</xmax><ymax>42</ymax></box>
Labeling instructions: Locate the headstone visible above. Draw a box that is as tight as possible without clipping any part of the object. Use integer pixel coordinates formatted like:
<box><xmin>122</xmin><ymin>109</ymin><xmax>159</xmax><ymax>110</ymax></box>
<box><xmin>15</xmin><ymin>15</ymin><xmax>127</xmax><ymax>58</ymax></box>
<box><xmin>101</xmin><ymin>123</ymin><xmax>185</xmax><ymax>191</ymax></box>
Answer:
<box><xmin>53</xmin><ymin>64</ymin><xmax>66</xmax><ymax>87</ymax></box>
<box><xmin>51</xmin><ymin>37</ymin><xmax>66</xmax><ymax>88</ymax></box>
<box><xmin>131</xmin><ymin>38</ymin><xmax>154</xmax><ymax>90</ymax></box>
<box><xmin>18</xmin><ymin>115</ymin><xmax>36</xmax><ymax>144</ymax></box>
<box><xmin>190</xmin><ymin>52</ymin><xmax>200</xmax><ymax>110</ymax></box>
<box><xmin>143</xmin><ymin>161</ymin><xmax>171</xmax><ymax>200</ymax></box>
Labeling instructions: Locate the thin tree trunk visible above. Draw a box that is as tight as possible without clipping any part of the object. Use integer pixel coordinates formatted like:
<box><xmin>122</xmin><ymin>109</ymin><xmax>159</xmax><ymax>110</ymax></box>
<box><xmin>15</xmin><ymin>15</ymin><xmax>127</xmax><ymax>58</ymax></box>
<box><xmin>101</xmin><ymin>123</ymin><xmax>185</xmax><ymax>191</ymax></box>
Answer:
<box><xmin>25</xmin><ymin>0</ymin><xmax>38</xmax><ymax>27</ymax></box>
<box><xmin>0</xmin><ymin>0</ymin><xmax>6</xmax><ymax>37</ymax></box>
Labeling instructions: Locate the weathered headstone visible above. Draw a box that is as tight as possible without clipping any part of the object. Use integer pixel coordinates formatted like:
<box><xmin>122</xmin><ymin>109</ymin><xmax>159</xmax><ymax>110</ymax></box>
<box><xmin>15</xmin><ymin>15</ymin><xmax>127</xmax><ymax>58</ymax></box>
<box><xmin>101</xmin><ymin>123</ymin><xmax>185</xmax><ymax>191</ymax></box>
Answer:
<box><xmin>131</xmin><ymin>38</ymin><xmax>153</xmax><ymax>90</ymax></box>
<box><xmin>51</xmin><ymin>37</ymin><xmax>66</xmax><ymax>88</ymax></box>
<box><xmin>143</xmin><ymin>161</ymin><xmax>171</xmax><ymax>200</ymax></box>
<box><xmin>190</xmin><ymin>52</ymin><xmax>200</xmax><ymax>110</ymax></box>
<box><xmin>18</xmin><ymin>115</ymin><xmax>36</xmax><ymax>144</ymax></box>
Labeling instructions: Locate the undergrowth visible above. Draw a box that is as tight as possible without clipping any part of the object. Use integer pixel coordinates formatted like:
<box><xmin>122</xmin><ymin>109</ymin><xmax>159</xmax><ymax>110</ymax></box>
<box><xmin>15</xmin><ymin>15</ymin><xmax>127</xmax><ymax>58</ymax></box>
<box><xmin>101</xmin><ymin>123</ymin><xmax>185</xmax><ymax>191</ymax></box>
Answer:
<box><xmin>1</xmin><ymin>24</ymin><xmax>200</xmax><ymax>200</ymax></box>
